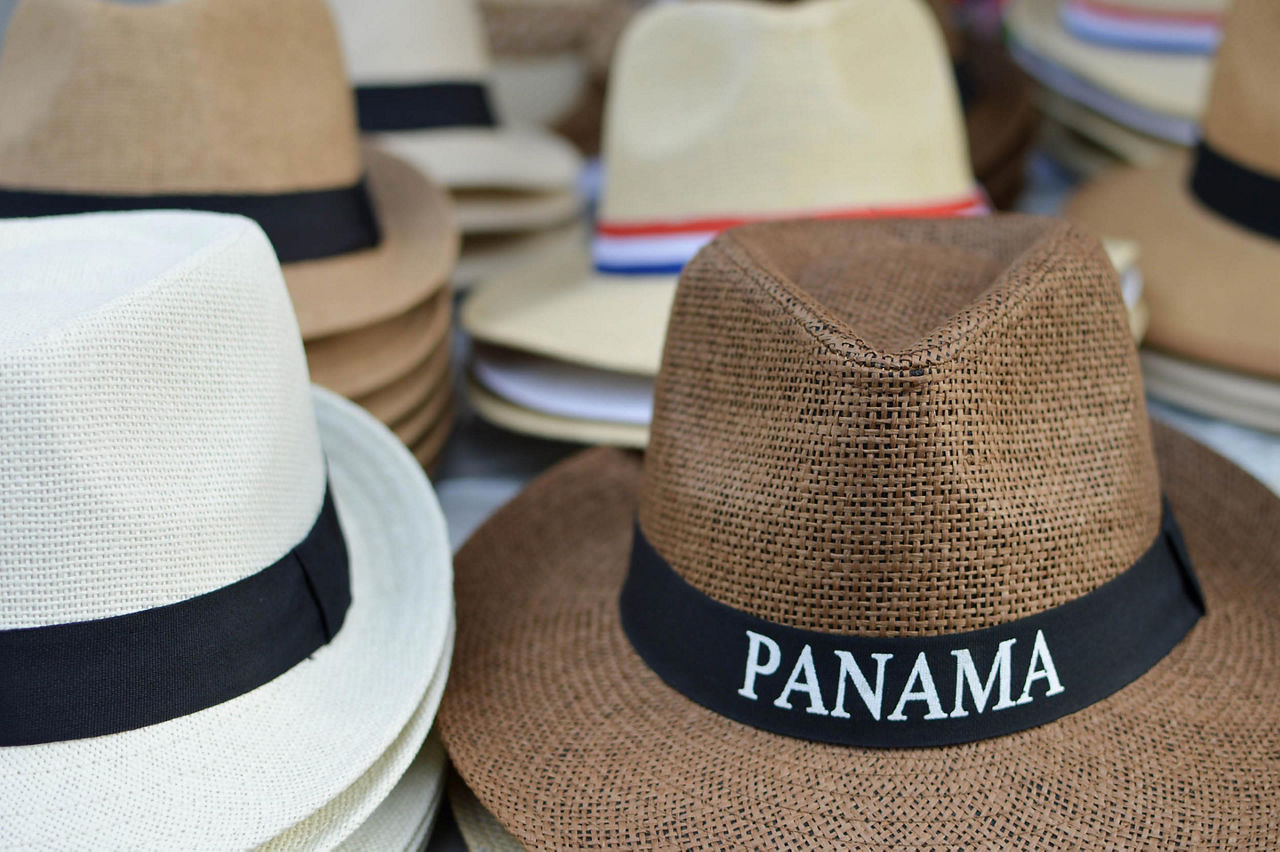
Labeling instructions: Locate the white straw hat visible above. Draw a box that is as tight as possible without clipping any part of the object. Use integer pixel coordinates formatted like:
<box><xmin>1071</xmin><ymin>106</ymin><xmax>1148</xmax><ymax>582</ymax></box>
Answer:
<box><xmin>0</xmin><ymin>211</ymin><xmax>453</xmax><ymax>848</ymax></box>
<box><xmin>334</xmin><ymin>733</ymin><xmax>449</xmax><ymax>852</ymax></box>
<box><xmin>462</xmin><ymin>0</ymin><xmax>986</xmax><ymax>377</ymax></box>
<box><xmin>329</xmin><ymin>0</ymin><xmax>583</xmax><ymax>233</ymax></box>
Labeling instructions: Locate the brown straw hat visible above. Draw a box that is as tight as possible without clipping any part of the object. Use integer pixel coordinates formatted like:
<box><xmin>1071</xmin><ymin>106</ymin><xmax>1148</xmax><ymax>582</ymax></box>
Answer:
<box><xmin>440</xmin><ymin>215</ymin><xmax>1280</xmax><ymax>846</ymax></box>
<box><xmin>0</xmin><ymin>0</ymin><xmax>457</xmax><ymax>340</ymax></box>
<box><xmin>1067</xmin><ymin>0</ymin><xmax>1280</xmax><ymax>427</ymax></box>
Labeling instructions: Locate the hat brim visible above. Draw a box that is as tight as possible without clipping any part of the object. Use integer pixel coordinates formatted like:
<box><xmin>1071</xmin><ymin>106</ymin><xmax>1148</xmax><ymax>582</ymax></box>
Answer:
<box><xmin>448</xmin><ymin>772</ymin><xmax>522</xmax><ymax>851</ymax></box>
<box><xmin>354</xmin><ymin>335</ymin><xmax>452</xmax><ymax>426</ymax></box>
<box><xmin>392</xmin><ymin>380</ymin><xmax>455</xmax><ymax>447</ymax></box>
<box><xmin>439</xmin><ymin>425</ymin><xmax>1280</xmax><ymax>846</ymax></box>
<box><xmin>454</xmin><ymin>186</ymin><xmax>582</xmax><ymax>235</ymax></box>
<box><xmin>307</xmin><ymin>285</ymin><xmax>451</xmax><ymax>399</ymax></box>
<box><xmin>1142</xmin><ymin>351</ymin><xmax>1280</xmax><ymax>433</ymax></box>
<box><xmin>335</xmin><ymin>734</ymin><xmax>448</xmax><ymax>852</ymax></box>
<box><xmin>285</xmin><ymin>147</ymin><xmax>457</xmax><ymax>339</ymax></box>
<box><xmin>454</xmin><ymin>222</ymin><xmax>586</xmax><ymax>291</ymax></box>
<box><xmin>467</xmin><ymin>377</ymin><xmax>649</xmax><ymax>448</ymax></box>
<box><xmin>6</xmin><ymin>388</ymin><xmax>454</xmax><ymax>848</ymax></box>
<box><xmin>412</xmin><ymin>399</ymin><xmax>459</xmax><ymax>473</ymax></box>
<box><xmin>371</xmin><ymin>125</ymin><xmax>582</xmax><ymax>192</ymax></box>
<box><xmin>1066</xmin><ymin>153</ymin><xmax>1280</xmax><ymax>380</ymax></box>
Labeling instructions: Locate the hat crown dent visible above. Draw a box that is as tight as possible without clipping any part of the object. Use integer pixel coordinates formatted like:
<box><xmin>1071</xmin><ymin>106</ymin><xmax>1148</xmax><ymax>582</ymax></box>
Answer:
<box><xmin>1199</xmin><ymin>0</ymin><xmax>1280</xmax><ymax>176</ymax></box>
<box><xmin>0</xmin><ymin>0</ymin><xmax>363</xmax><ymax>194</ymax></box>
<box><xmin>599</xmin><ymin>0</ymin><xmax>975</xmax><ymax>224</ymax></box>
<box><xmin>0</xmin><ymin>211</ymin><xmax>326</xmax><ymax>631</ymax></box>
<box><xmin>639</xmin><ymin>216</ymin><xmax>1164</xmax><ymax>638</ymax></box>
<box><xmin>330</xmin><ymin>0</ymin><xmax>492</xmax><ymax>86</ymax></box>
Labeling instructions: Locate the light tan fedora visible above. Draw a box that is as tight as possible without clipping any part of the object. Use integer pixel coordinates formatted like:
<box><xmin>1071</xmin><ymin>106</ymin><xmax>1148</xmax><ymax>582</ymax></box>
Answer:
<box><xmin>454</xmin><ymin>222</ymin><xmax>586</xmax><ymax>290</ymax></box>
<box><xmin>412</xmin><ymin>402</ymin><xmax>460</xmax><ymax>473</ymax></box>
<box><xmin>307</xmin><ymin>287</ymin><xmax>452</xmax><ymax>400</ymax></box>
<box><xmin>1067</xmin><ymin>0</ymin><xmax>1280</xmax><ymax>429</ymax></box>
<box><xmin>0</xmin><ymin>0</ymin><xmax>458</xmax><ymax>341</ymax></box>
<box><xmin>329</xmin><ymin>0</ymin><xmax>584</xmax><ymax>235</ymax></box>
<box><xmin>393</xmin><ymin>382</ymin><xmax>456</xmax><ymax>448</ymax></box>
<box><xmin>354</xmin><ymin>338</ymin><xmax>453</xmax><ymax>427</ymax></box>
<box><xmin>464</xmin><ymin>0</ymin><xmax>987</xmax><ymax>377</ymax></box>
<box><xmin>1006</xmin><ymin>0</ymin><xmax>1212</xmax><ymax>144</ymax></box>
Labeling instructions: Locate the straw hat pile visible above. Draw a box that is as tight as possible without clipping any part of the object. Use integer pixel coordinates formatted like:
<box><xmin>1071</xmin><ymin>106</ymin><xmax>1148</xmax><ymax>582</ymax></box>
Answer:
<box><xmin>0</xmin><ymin>0</ymin><xmax>460</xmax><ymax>471</ymax></box>
<box><xmin>1067</xmin><ymin>0</ymin><xmax>1280</xmax><ymax>434</ymax></box>
<box><xmin>461</xmin><ymin>0</ymin><xmax>1146</xmax><ymax>448</ymax></box>
<box><xmin>0</xmin><ymin>210</ymin><xmax>455</xmax><ymax>849</ymax></box>
<box><xmin>330</xmin><ymin>0</ymin><xmax>585</xmax><ymax>291</ymax></box>
<box><xmin>1005</xmin><ymin>0</ymin><xmax>1222</xmax><ymax>175</ymax></box>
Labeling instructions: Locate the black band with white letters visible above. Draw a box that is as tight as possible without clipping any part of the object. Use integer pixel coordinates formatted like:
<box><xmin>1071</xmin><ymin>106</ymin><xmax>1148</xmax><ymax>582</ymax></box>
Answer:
<box><xmin>619</xmin><ymin>501</ymin><xmax>1204</xmax><ymax>748</ymax></box>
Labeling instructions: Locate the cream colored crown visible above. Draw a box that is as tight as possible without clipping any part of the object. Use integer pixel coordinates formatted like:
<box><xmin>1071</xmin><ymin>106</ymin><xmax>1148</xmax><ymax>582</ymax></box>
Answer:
<box><xmin>0</xmin><ymin>211</ymin><xmax>325</xmax><ymax>630</ymax></box>
<box><xmin>330</xmin><ymin>0</ymin><xmax>492</xmax><ymax>86</ymax></box>
<box><xmin>0</xmin><ymin>0</ymin><xmax>361</xmax><ymax>194</ymax></box>
<box><xmin>600</xmin><ymin>0</ymin><xmax>974</xmax><ymax>224</ymax></box>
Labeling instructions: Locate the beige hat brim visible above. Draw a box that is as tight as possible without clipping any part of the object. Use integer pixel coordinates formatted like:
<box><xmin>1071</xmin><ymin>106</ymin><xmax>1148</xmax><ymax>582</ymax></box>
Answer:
<box><xmin>461</xmin><ymin>246</ymin><xmax>674</xmax><ymax>375</ymax></box>
<box><xmin>1005</xmin><ymin>0</ymin><xmax>1210</xmax><ymax>121</ymax></box>
<box><xmin>1039</xmin><ymin>91</ymin><xmax>1181</xmax><ymax>166</ymax></box>
<box><xmin>1066</xmin><ymin>153</ymin><xmax>1280</xmax><ymax>379</ymax></box>
<box><xmin>285</xmin><ymin>147</ymin><xmax>458</xmax><ymax>339</ymax></box>
<box><xmin>371</xmin><ymin>125</ymin><xmax>581</xmax><ymax>192</ymax></box>
<box><xmin>440</xmin><ymin>425</ymin><xmax>1280</xmax><ymax>845</ymax></box>
<box><xmin>353</xmin><ymin>336</ymin><xmax>452</xmax><ymax>426</ymax></box>
<box><xmin>307</xmin><ymin>287</ymin><xmax>451</xmax><ymax>399</ymax></box>
<box><xmin>454</xmin><ymin>187</ymin><xmax>582</xmax><ymax>234</ymax></box>
<box><xmin>490</xmin><ymin>52</ymin><xmax>589</xmax><ymax>127</ymax></box>
<box><xmin>467</xmin><ymin>377</ymin><xmax>649</xmax><ymax>447</ymax></box>
<box><xmin>454</xmin><ymin>222</ymin><xmax>586</xmax><ymax>290</ymax></box>
<box><xmin>1142</xmin><ymin>351</ymin><xmax>1280</xmax><ymax>433</ymax></box>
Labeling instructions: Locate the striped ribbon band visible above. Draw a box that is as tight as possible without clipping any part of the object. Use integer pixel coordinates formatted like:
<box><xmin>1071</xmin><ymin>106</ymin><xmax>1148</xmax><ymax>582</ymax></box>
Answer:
<box><xmin>1059</xmin><ymin>0</ymin><xmax>1222</xmax><ymax>53</ymax></box>
<box><xmin>592</xmin><ymin>190</ymin><xmax>990</xmax><ymax>276</ymax></box>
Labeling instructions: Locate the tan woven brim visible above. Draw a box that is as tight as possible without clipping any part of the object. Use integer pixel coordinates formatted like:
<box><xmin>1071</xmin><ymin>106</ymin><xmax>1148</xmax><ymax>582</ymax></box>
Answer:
<box><xmin>412</xmin><ymin>401</ymin><xmax>458</xmax><ymax>473</ymax></box>
<box><xmin>307</xmin><ymin>287</ymin><xmax>451</xmax><ymax>399</ymax></box>
<box><xmin>447</xmin><ymin>772</ymin><xmax>523</xmax><ymax>852</ymax></box>
<box><xmin>1067</xmin><ymin>153</ymin><xmax>1280</xmax><ymax>380</ymax></box>
<box><xmin>1142</xmin><ymin>350</ymin><xmax>1280</xmax><ymax>433</ymax></box>
<box><xmin>285</xmin><ymin>147</ymin><xmax>457</xmax><ymax>339</ymax></box>
<box><xmin>467</xmin><ymin>377</ymin><xmax>649</xmax><ymax>448</ymax></box>
<box><xmin>439</xmin><ymin>425</ymin><xmax>1280</xmax><ymax>846</ymax></box>
<box><xmin>454</xmin><ymin>187</ymin><xmax>582</xmax><ymax>235</ymax></box>
<box><xmin>354</xmin><ymin>337</ymin><xmax>452</xmax><ymax>427</ymax></box>
<box><xmin>393</xmin><ymin>381</ymin><xmax>455</xmax><ymax>447</ymax></box>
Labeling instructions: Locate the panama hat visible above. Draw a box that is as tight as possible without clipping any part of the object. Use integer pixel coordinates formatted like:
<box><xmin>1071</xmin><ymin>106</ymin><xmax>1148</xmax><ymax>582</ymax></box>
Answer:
<box><xmin>333</xmin><ymin>734</ymin><xmax>449</xmax><ymax>851</ymax></box>
<box><xmin>1067</xmin><ymin>0</ymin><xmax>1280</xmax><ymax>432</ymax></box>
<box><xmin>0</xmin><ymin>0</ymin><xmax>457</xmax><ymax>341</ymax></box>
<box><xmin>1006</xmin><ymin>0</ymin><xmax>1213</xmax><ymax>144</ymax></box>
<box><xmin>1058</xmin><ymin>0</ymin><xmax>1228</xmax><ymax>53</ymax></box>
<box><xmin>329</xmin><ymin>0</ymin><xmax>583</xmax><ymax>235</ymax></box>
<box><xmin>0</xmin><ymin>211</ymin><xmax>453</xmax><ymax>847</ymax></box>
<box><xmin>463</xmin><ymin>0</ymin><xmax>988</xmax><ymax>378</ymax></box>
<box><xmin>440</xmin><ymin>214</ymin><xmax>1280</xmax><ymax>846</ymax></box>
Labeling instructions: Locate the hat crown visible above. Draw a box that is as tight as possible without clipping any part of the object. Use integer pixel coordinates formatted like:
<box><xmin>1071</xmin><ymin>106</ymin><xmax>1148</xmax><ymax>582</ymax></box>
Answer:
<box><xmin>330</xmin><ymin>0</ymin><xmax>492</xmax><ymax>85</ymax></box>
<box><xmin>639</xmin><ymin>216</ymin><xmax>1162</xmax><ymax>637</ymax></box>
<box><xmin>599</xmin><ymin>0</ymin><xmax>974</xmax><ymax>224</ymax></box>
<box><xmin>1200</xmin><ymin>0</ymin><xmax>1280</xmax><ymax>175</ymax></box>
<box><xmin>0</xmin><ymin>0</ymin><xmax>361</xmax><ymax>194</ymax></box>
<box><xmin>0</xmin><ymin>212</ymin><xmax>325</xmax><ymax>631</ymax></box>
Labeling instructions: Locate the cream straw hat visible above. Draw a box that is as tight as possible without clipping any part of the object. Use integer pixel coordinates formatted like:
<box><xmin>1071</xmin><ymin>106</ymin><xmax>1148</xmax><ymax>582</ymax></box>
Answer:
<box><xmin>0</xmin><ymin>211</ymin><xmax>453</xmax><ymax>848</ymax></box>
<box><xmin>335</xmin><ymin>734</ymin><xmax>449</xmax><ymax>852</ymax></box>
<box><xmin>329</xmin><ymin>0</ymin><xmax>583</xmax><ymax>234</ymax></box>
<box><xmin>463</xmin><ymin>0</ymin><xmax>986</xmax><ymax>377</ymax></box>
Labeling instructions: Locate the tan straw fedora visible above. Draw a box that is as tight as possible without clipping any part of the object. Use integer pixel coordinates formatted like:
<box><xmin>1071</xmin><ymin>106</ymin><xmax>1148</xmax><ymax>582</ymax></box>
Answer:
<box><xmin>0</xmin><ymin>0</ymin><xmax>457</xmax><ymax>340</ymax></box>
<box><xmin>463</xmin><ymin>0</ymin><xmax>987</xmax><ymax>377</ymax></box>
<box><xmin>440</xmin><ymin>215</ymin><xmax>1280</xmax><ymax>846</ymax></box>
<box><xmin>1067</xmin><ymin>0</ymin><xmax>1280</xmax><ymax>431</ymax></box>
<box><xmin>329</xmin><ymin>0</ymin><xmax>583</xmax><ymax>235</ymax></box>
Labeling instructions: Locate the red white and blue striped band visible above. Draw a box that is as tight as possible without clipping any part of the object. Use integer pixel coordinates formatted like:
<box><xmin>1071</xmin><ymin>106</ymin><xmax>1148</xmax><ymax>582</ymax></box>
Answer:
<box><xmin>1059</xmin><ymin>0</ymin><xmax>1223</xmax><ymax>54</ymax></box>
<box><xmin>592</xmin><ymin>189</ymin><xmax>990</xmax><ymax>276</ymax></box>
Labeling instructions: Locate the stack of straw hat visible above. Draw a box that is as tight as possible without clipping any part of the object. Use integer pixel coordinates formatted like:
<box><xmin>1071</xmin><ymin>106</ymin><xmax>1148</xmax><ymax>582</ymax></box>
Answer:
<box><xmin>1067</xmin><ymin>0</ymin><xmax>1280</xmax><ymax>434</ymax></box>
<box><xmin>330</xmin><ymin>0</ymin><xmax>585</xmax><ymax>291</ymax></box>
<box><xmin>1005</xmin><ymin>0</ymin><xmax>1221</xmax><ymax>175</ymax></box>
<box><xmin>0</xmin><ymin>210</ymin><xmax>455</xmax><ymax>849</ymax></box>
<box><xmin>461</xmin><ymin>0</ymin><xmax>1146</xmax><ymax>448</ymax></box>
<box><xmin>0</xmin><ymin>0</ymin><xmax>459</xmax><ymax>471</ymax></box>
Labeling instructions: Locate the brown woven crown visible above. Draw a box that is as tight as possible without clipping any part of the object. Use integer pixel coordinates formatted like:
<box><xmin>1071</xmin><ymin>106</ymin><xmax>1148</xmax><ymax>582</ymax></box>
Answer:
<box><xmin>639</xmin><ymin>216</ymin><xmax>1161</xmax><ymax>637</ymax></box>
<box><xmin>1200</xmin><ymin>0</ymin><xmax>1280</xmax><ymax>176</ymax></box>
<box><xmin>0</xmin><ymin>0</ymin><xmax>360</xmax><ymax>194</ymax></box>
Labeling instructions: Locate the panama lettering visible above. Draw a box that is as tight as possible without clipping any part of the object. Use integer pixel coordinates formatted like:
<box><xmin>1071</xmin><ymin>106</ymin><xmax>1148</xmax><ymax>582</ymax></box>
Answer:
<box><xmin>736</xmin><ymin>629</ymin><xmax>1064</xmax><ymax>721</ymax></box>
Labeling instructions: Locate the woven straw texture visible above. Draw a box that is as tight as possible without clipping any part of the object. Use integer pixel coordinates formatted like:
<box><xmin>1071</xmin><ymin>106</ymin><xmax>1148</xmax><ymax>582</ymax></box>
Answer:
<box><xmin>336</xmin><ymin>734</ymin><xmax>448</xmax><ymax>852</ymax></box>
<box><xmin>440</xmin><ymin>216</ymin><xmax>1280</xmax><ymax>846</ymax></box>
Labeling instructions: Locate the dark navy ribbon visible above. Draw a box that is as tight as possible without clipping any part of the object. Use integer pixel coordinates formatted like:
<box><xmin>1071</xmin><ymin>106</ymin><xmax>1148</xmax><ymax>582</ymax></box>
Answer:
<box><xmin>355</xmin><ymin>81</ymin><xmax>497</xmax><ymax>133</ymax></box>
<box><xmin>0</xmin><ymin>181</ymin><xmax>381</xmax><ymax>264</ymax></box>
<box><xmin>1190</xmin><ymin>141</ymin><xmax>1280</xmax><ymax>240</ymax></box>
<box><xmin>0</xmin><ymin>485</ymin><xmax>351</xmax><ymax>746</ymax></box>
<box><xmin>620</xmin><ymin>501</ymin><xmax>1204</xmax><ymax>748</ymax></box>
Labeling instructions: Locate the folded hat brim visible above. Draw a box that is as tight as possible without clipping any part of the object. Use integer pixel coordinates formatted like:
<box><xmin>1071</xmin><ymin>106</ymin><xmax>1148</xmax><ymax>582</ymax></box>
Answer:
<box><xmin>1142</xmin><ymin>351</ymin><xmax>1280</xmax><ymax>433</ymax></box>
<box><xmin>285</xmin><ymin>147</ymin><xmax>457</xmax><ymax>339</ymax></box>
<box><xmin>454</xmin><ymin>186</ymin><xmax>582</xmax><ymax>235</ymax></box>
<box><xmin>336</xmin><ymin>733</ymin><xmax>448</xmax><ymax>852</ymax></box>
<box><xmin>1066</xmin><ymin>152</ymin><xmax>1280</xmax><ymax>380</ymax></box>
<box><xmin>371</xmin><ymin>125</ymin><xmax>582</xmax><ymax>193</ymax></box>
<box><xmin>354</xmin><ymin>335</ymin><xmax>453</xmax><ymax>426</ymax></box>
<box><xmin>4</xmin><ymin>388</ymin><xmax>453</xmax><ymax>848</ymax></box>
<box><xmin>412</xmin><ymin>402</ymin><xmax>458</xmax><ymax>474</ymax></box>
<box><xmin>308</xmin><ymin>285</ymin><xmax>451</xmax><ymax>399</ymax></box>
<box><xmin>467</xmin><ymin>376</ymin><xmax>649</xmax><ymax>448</ymax></box>
<box><xmin>439</xmin><ymin>425</ymin><xmax>1280</xmax><ymax>846</ymax></box>
<box><xmin>263</xmin><ymin>629</ymin><xmax>453</xmax><ymax>851</ymax></box>
<box><xmin>393</xmin><ymin>380</ymin><xmax>455</xmax><ymax>447</ymax></box>
<box><xmin>454</xmin><ymin>222</ymin><xmax>586</xmax><ymax>291</ymax></box>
